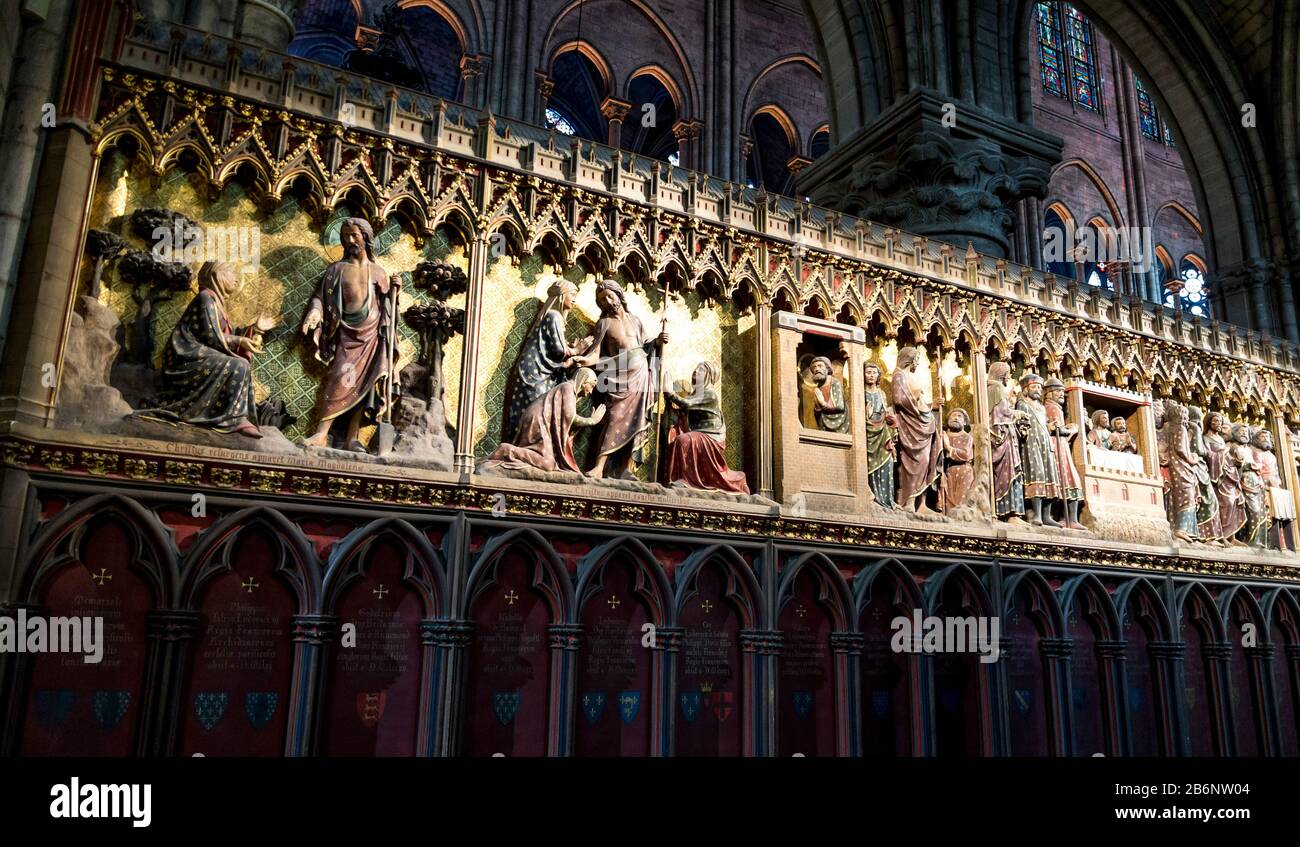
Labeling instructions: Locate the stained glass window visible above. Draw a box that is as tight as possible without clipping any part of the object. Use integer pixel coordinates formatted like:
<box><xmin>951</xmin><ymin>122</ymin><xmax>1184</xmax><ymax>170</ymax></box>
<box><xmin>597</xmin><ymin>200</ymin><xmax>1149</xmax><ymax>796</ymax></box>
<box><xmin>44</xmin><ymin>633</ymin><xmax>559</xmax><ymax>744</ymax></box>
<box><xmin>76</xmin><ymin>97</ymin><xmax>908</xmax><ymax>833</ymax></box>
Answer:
<box><xmin>1163</xmin><ymin>121</ymin><xmax>1175</xmax><ymax>147</ymax></box>
<box><xmin>1038</xmin><ymin>3</ymin><xmax>1102</xmax><ymax>111</ymax></box>
<box><xmin>1164</xmin><ymin>259</ymin><xmax>1210</xmax><ymax>317</ymax></box>
<box><xmin>1036</xmin><ymin>3</ymin><xmax>1067</xmax><ymax>98</ymax></box>
<box><xmin>545</xmin><ymin>107</ymin><xmax>577</xmax><ymax>137</ymax></box>
<box><xmin>1135</xmin><ymin>77</ymin><xmax>1160</xmax><ymax>140</ymax></box>
<box><xmin>1064</xmin><ymin>5</ymin><xmax>1100</xmax><ymax>111</ymax></box>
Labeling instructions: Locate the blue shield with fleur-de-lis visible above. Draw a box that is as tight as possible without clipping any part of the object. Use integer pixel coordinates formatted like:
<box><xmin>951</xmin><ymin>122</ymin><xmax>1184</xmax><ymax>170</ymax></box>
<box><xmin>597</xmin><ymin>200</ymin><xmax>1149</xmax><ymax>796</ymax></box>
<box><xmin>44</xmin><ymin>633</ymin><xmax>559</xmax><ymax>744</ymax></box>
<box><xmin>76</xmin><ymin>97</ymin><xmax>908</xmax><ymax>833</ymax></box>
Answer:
<box><xmin>244</xmin><ymin>692</ymin><xmax>279</xmax><ymax>730</ymax></box>
<box><xmin>34</xmin><ymin>689</ymin><xmax>74</xmax><ymax>729</ymax></box>
<box><xmin>581</xmin><ymin>691</ymin><xmax>606</xmax><ymax>724</ymax></box>
<box><xmin>493</xmin><ymin>692</ymin><xmax>520</xmax><ymax>726</ymax></box>
<box><xmin>93</xmin><ymin>690</ymin><xmax>131</xmax><ymax>729</ymax></box>
<box><xmin>871</xmin><ymin>691</ymin><xmax>890</xmax><ymax>719</ymax></box>
<box><xmin>679</xmin><ymin>691</ymin><xmax>701</xmax><ymax>723</ymax></box>
<box><xmin>193</xmin><ymin>692</ymin><xmax>228</xmax><ymax>731</ymax></box>
<box><xmin>793</xmin><ymin>690</ymin><xmax>814</xmax><ymax>720</ymax></box>
<box><xmin>618</xmin><ymin>691</ymin><xmax>641</xmax><ymax>724</ymax></box>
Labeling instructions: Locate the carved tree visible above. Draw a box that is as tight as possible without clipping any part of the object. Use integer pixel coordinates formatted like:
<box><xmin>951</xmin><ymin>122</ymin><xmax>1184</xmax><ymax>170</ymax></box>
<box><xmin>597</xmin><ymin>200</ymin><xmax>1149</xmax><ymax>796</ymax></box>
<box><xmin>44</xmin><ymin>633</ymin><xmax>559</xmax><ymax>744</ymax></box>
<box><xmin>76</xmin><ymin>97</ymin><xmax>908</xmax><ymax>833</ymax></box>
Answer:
<box><xmin>404</xmin><ymin>260</ymin><xmax>469</xmax><ymax>403</ymax></box>
<box><xmin>114</xmin><ymin>250</ymin><xmax>193</xmax><ymax>365</ymax></box>
<box><xmin>85</xmin><ymin>230</ymin><xmax>127</xmax><ymax>299</ymax></box>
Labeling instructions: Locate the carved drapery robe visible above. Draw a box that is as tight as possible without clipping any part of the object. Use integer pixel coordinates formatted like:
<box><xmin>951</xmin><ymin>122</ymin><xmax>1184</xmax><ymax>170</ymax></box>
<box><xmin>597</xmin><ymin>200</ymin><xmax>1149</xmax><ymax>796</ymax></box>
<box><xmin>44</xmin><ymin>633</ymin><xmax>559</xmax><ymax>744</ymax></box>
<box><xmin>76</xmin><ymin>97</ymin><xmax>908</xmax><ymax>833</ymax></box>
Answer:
<box><xmin>1017</xmin><ymin>397</ymin><xmax>1059</xmax><ymax>500</ymax></box>
<box><xmin>1189</xmin><ymin>429</ymin><xmax>1222</xmax><ymax>540</ymax></box>
<box><xmin>664</xmin><ymin>386</ymin><xmax>749</xmax><ymax>494</ymax></box>
<box><xmin>505</xmin><ymin>308</ymin><xmax>568</xmax><ymax>442</ymax></box>
<box><xmin>940</xmin><ymin>430</ymin><xmax>974</xmax><ymax>511</ymax></box>
<box><xmin>1237</xmin><ymin>444</ymin><xmax>1270</xmax><ymax>545</ymax></box>
<box><xmin>591</xmin><ymin>313</ymin><xmax>657</xmax><ymax>461</ymax></box>
<box><xmin>891</xmin><ymin>368</ymin><xmax>941</xmax><ymax>504</ymax></box>
<box><xmin>1046</xmin><ymin>401</ymin><xmax>1083</xmax><ymax>502</ymax></box>
<box><xmin>307</xmin><ymin>261</ymin><xmax>393</xmax><ymax>426</ymax></box>
<box><xmin>812</xmin><ymin>378</ymin><xmax>849</xmax><ymax>433</ymax></box>
<box><xmin>1108</xmin><ymin>430</ymin><xmax>1138</xmax><ymax>453</ymax></box>
<box><xmin>1204</xmin><ymin>433</ymin><xmax>1246</xmax><ymax>537</ymax></box>
<box><xmin>989</xmin><ymin>385</ymin><xmax>1025</xmax><ymax>517</ymax></box>
<box><xmin>483</xmin><ymin>380</ymin><xmax>583</xmax><ymax>473</ymax></box>
<box><xmin>1167</xmin><ymin>426</ymin><xmax>1200</xmax><ymax>535</ymax></box>
<box><xmin>863</xmin><ymin>386</ymin><xmax>896</xmax><ymax>507</ymax></box>
<box><xmin>138</xmin><ymin>289</ymin><xmax>255</xmax><ymax>431</ymax></box>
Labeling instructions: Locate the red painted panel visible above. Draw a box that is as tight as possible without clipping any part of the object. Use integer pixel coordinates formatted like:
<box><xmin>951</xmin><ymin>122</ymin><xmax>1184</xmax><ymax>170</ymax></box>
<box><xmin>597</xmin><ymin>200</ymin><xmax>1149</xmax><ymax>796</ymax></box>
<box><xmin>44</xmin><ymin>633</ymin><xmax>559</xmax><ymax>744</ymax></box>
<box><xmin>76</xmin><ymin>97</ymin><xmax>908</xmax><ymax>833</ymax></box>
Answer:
<box><xmin>778</xmin><ymin>570</ymin><xmax>835</xmax><ymax>756</ymax></box>
<box><xmin>464</xmin><ymin>552</ymin><xmax>552</xmax><ymax>757</ymax></box>
<box><xmin>575</xmin><ymin>560</ymin><xmax>653</xmax><ymax>757</ymax></box>
<box><xmin>179</xmin><ymin>531</ymin><xmax>296</xmax><ymax>757</ymax></box>
<box><xmin>19</xmin><ymin>519</ymin><xmax>152</xmax><ymax>756</ymax></box>
<box><xmin>676</xmin><ymin>564</ymin><xmax>743</xmax><ymax>757</ymax></box>
<box><xmin>322</xmin><ymin>541</ymin><xmax>423</xmax><ymax>756</ymax></box>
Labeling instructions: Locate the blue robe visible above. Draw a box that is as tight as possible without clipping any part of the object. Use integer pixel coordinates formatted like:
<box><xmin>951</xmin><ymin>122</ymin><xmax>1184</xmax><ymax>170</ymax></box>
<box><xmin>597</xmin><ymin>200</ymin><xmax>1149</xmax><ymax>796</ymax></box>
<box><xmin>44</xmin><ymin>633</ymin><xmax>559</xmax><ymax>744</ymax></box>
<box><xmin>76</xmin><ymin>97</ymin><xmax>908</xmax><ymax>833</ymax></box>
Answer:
<box><xmin>506</xmin><ymin>309</ymin><xmax>568</xmax><ymax>442</ymax></box>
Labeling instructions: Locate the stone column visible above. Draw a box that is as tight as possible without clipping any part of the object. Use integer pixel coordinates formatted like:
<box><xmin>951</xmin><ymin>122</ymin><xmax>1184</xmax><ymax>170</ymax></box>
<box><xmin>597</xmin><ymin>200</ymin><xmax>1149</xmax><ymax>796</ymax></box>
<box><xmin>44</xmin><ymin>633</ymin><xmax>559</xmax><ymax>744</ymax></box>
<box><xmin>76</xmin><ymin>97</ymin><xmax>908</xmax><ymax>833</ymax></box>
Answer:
<box><xmin>1203</xmin><ymin>641</ymin><xmax>1235</xmax><ymax>755</ymax></box>
<box><xmin>453</xmin><ymin>233</ymin><xmax>490</xmax><ymax>473</ymax></box>
<box><xmin>459</xmin><ymin>55</ymin><xmax>487</xmax><ymax>109</ymax></box>
<box><xmin>547</xmin><ymin>623</ymin><xmax>581</xmax><ymax>756</ymax></box>
<box><xmin>741</xmin><ymin>629</ymin><xmax>781</xmax><ymax>756</ymax></box>
<box><xmin>830</xmin><ymin>631</ymin><xmax>863</xmax><ymax>756</ymax></box>
<box><xmin>1095</xmin><ymin>639</ymin><xmax>1127</xmax><ymax>756</ymax></box>
<box><xmin>1039</xmin><ymin>637</ymin><xmax>1073</xmax><ymax>757</ymax></box>
<box><xmin>235</xmin><ymin>0</ymin><xmax>304</xmax><ymax>52</ymax></box>
<box><xmin>600</xmin><ymin>97</ymin><xmax>631</xmax><ymax>150</ymax></box>
<box><xmin>423</xmin><ymin>618</ymin><xmax>473</xmax><ymax>756</ymax></box>
<box><xmin>139</xmin><ymin>609</ymin><xmax>201</xmax><ymax>756</ymax></box>
<box><xmin>534</xmin><ymin>72</ymin><xmax>554</xmax><ymax>126</ymax></box>
<box><xmin>650</xmin><ymin>626</ymin><xmax>683</xmax><ymax>756</ymax></box>
<box><xmin>796</xmin><ymin>90</ymin><xmax>1062</xmax><ymax>258</ymax></box>
<box><xmin>755</xmin><ymin>300</ymin><xmax>775</xmax><ymax>499</ymax></box>
<box><xmin>287</xmin><ymin>614</ymin><xmax>335</xmax><ymax>756</ymax></box>
<box><xmin>0</xmin><ymin>126</ymin><xmax>98</xmax><ymax>427</ymax></box>
<box><xmin>1148</xmin><ymin>640</ymin><xmax>1184</xmax><ymax>756</ymax></box>
<box><xmin>0</xmin><ymin>602</ymin><xmax>43</xmax><ymax>755</ymax></box>
<box><xmin>972</xmin><ymin>350</ymin><xmax>994</xmax><ymax>518</ymax></box>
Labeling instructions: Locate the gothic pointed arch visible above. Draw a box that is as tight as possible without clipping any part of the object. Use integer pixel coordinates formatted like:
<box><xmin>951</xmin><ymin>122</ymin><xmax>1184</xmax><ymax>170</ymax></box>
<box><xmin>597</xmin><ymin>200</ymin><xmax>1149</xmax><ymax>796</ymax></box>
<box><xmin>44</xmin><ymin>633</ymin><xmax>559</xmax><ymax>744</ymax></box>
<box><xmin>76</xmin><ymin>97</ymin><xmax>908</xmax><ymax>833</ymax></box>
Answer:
<box><xmin>323</xmin><ymin>517</ymin><xmax>448</xmax><ymax>618</ymax></box>
<box><xmin>465</xmin><ymin>527</ymin><xmax>573</xmax><ymax>622</ymax></box>
<box><xmin>179</xmin><ymin>506</ymin><xmax>322</xmax><ymax>614</ymax></box>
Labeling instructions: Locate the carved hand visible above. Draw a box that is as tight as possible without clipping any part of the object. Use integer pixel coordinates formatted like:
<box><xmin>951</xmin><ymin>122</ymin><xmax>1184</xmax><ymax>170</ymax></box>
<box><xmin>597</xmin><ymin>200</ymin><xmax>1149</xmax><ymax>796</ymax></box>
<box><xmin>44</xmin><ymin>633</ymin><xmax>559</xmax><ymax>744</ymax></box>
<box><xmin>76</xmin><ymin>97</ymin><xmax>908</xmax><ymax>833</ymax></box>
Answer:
<box><xmin>590</xmin><ymin>404</ymin><xmax>607</xmax><ymax>424</ymax></box>
<box><xmin>301</xmin><ymin>308</ymin><xmax>322</xmax><ymax>335</ymax></box>
<box><xmin>254</xmin><ymin>314</ymin><xmax>279</xmax><ymax>334</ymax></box>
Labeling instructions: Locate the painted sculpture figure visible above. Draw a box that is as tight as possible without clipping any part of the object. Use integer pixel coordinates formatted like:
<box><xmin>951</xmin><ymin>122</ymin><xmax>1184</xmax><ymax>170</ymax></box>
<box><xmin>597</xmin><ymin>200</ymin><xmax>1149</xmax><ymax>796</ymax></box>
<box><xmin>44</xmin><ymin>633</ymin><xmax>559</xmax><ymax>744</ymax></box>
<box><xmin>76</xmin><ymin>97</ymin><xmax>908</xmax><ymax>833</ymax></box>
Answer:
<box><xmin>862</xmin><ymin>362</ymin><xmax>896</xmax><ymax>508</ymax></box>
<box><xmin>1108</xmin><ymin>416</ymin><xmax>1139</xmax><ymax>453</ymax></box>
<box><xmin>567</xmin><ymin>278</ymin><xmax>668</xmax><ymax>479</ymax></box>
<box><xmin>662</xmin><ymin>361</ymin><xmax>750</xmax><ymax>494</ymax></box>
<box><xmin>137</xmin><ymin>260</ymin><xmax>275</xmax><ymax>438</ymax></box>
<box><xmin>807</xmin><ymin>356</ymin><xmax>849</xmax><ymax>433</ymax></box>
<box><xmin>891</xmin><ymin>346</ymin><xmax>942</xmax><ymax>513</ymax></box>
<box><xmin>1044</xmin><ymin>377</ymin><xmax>1085</xmax><ymax>529</ymax></box>
<box><xmin>1165</xmin><ymin>402</ymin><xmax>1200</xmax><ymax>541</ymax></box>
<box><xmin>1234</xmin><ymin>424</ymin><xmax>1270</xmax><ymax>548</ymax></box>
<box><xmin>503</xmin><ymin>278</ymin><xmax>592</xmax><ymax>442</ymax></box>
<box><xmin>1016</xmin><ymin>373</ymin><xmax>1060</xmax><ymax>527</ymax></box>
<box><xmin>939</xmin><ymin>408</ymin><xmax>974</xmax><ymax>512</ymax></box>
<box><xmin>300</xmin><ymin>218</ymin><xmax>399</xmax><ymax>452</ymax></box>
<box><xmin>1087</xmin><ymin>409</ymin><xmax>1111</xmax><ymax>450</ymax></box>
<box><xmin>1203</xmin><ymin>412</ymin><xmax>1247</xmax><ymax>545</ymax></box>
<box><xmin>1186</xmin><ymin>406</ymin><xmax>1223</xmax><ymax>543</ymax></box>
<box><xmin>481</xmin><ymin>368</ymin><xmax>603</xmax><ymax>473</ymax></box>
<box><xmin>1253</xmin><ymin>429</ymin><xmax>1294</xmax><ymax>550</ymax></box>
<box><xmin>987</xmin><ymin>362</ymin><xmax>1026</xmax><ymax>523</ymax></box>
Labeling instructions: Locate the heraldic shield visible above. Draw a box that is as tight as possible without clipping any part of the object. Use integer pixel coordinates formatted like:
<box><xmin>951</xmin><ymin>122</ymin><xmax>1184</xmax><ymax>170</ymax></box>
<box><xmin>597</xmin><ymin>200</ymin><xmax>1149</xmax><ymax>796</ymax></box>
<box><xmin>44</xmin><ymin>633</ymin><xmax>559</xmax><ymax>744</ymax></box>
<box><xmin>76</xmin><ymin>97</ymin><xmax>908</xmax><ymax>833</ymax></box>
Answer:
<box><xmin>617</xmin><ymin>691</ymin><xmax>640</xmax><ymax>725</ymax></box>
<box><xmin>93</xmin><ymin>690</ymin><xmax>131</xmax><ymax>729</ymax></box>
<box><xmin>357</xmin><ymin>692</ymin><xmax>386</xmax><ymax>728</ymax></box>
<box><xmin>493</xmin><ymin>692</ymin><xmax>520</xmax><ymax>726</ymax></box>
<box><xmin>581</xmin><ymin>691</ymin><xmax>606</xmax><ymax>725</ymax></box>
<box><xmin>245</xmin><ymin>692</ymin><xmax>279</xmax><ymax>730</ymax></box>
<box><xmin>793</xmin><ymin>690</ymin><xmax>814</xmax><ymax>720</ymax></box>
<box><xmin>194</xmin><ymin>692</ymin><xmax>229</xmax><ymax>731</ymax></box>
<box><xmin>679</xmin><ymin>691</ymin><xmax>702</xmax><ymax>723</ymax></box>
<box><xmin>34</xmin><ymin>689</ymin><xmax>74</xmax><ymax>729</ymax></box>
